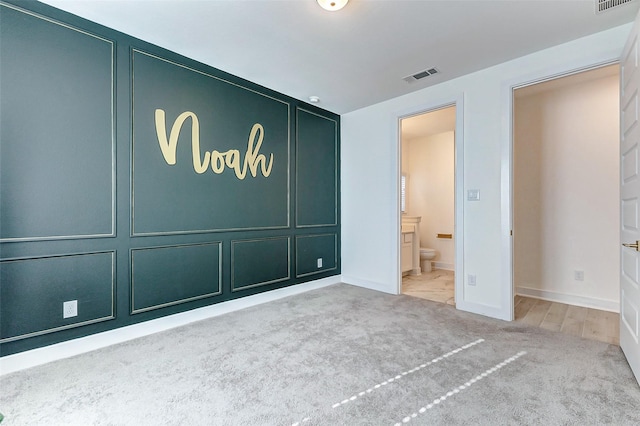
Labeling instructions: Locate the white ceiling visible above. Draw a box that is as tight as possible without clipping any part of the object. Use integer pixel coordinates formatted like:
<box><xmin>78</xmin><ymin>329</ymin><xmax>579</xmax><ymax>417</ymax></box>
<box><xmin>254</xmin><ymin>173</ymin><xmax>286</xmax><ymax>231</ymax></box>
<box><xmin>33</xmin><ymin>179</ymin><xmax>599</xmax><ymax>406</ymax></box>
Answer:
<box><xmin>39</xmin><ymin>0</ymin><xmax>638</xmax><ymax>114</ymax></box>
<box><xmin>514</xmin><ymin>62</ymin><xmax>619</xmax><ymax>98</ymax></box>
<box><xmin>401</xmin><ymin>105</ymin><xmax>456</xmax><ymax>140</ymax></box>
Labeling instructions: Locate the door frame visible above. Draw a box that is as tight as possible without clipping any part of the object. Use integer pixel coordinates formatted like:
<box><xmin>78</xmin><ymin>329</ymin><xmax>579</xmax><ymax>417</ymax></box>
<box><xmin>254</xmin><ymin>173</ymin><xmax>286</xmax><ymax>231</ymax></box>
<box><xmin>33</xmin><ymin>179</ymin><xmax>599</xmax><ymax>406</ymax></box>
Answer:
<box><xmin>502</xmin><ymin>59</ymin><xmax>620</xmax><ymax>321</ymax></box>
<box><xmin>394</xmin><ymin>94</ymin><xmax>465</xmax><ymax>306</ymax></box>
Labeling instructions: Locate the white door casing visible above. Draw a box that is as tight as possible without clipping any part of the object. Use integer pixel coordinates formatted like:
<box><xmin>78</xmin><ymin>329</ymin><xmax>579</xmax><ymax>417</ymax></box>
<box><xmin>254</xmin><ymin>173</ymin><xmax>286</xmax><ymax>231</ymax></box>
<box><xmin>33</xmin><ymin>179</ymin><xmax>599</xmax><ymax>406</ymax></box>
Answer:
<box><xmin>620</xmin><ymin>10</ymin><xmax>640</xmax><ymax>385</ymax></box>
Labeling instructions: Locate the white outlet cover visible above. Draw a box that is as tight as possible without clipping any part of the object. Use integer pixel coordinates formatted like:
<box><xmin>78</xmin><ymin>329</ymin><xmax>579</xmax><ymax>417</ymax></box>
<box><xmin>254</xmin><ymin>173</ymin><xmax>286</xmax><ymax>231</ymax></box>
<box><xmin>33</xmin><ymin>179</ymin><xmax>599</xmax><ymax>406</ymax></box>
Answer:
<box><xmin>317</xmin><ymin>258</ymin><xmax>323</xmax><ymax>268</ymax></box>
<box><xmin>63</xmin><ymin>300</ymin><xmax>78</xmax><ymax>318</ymax></box>
<box><xmin>467</xmin><ymin>189</ymin><xmax>480</xmax><ymax>201</ymax></box>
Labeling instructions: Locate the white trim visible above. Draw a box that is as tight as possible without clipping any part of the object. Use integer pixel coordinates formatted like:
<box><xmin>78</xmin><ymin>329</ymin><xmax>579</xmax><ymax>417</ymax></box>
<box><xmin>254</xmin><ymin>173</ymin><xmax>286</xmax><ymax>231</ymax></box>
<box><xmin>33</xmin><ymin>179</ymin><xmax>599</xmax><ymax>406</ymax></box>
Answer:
<box><xmin>516</xmin><ymin>286</ymin><xmax>620</xmax><ymax>313</ymax></box>
<box><xmin>500</xmin><ymin>76</ymin><xmax>515</xmax><ymax>321</ymax></box>
<box><xmin>0</xmin><ymin>276</ymin><xmax>341</xmax><ymax>376</ymax></box>
<box><xmin>456</xmin><ymin>300</ymin><xmax>507</xmax><ymax>320</ymax></box>
<box><xmin>433</xmin><ymin>262</ymin><xmax>454</xmax><ymax>271</ymax></box>
<box><xmin>453</xmin><ymin>98</ymin><xmax>465</xmax><ymax>312</ymax></box>
<box><xmin>341</xmin><ymin>275</ymin><xmax>396</xmax><ymax>294</ymax></box>
<box><xmin>392</xmin><ymin>94</ymin><xmax>465</xmax><ymax>308</ymax></box>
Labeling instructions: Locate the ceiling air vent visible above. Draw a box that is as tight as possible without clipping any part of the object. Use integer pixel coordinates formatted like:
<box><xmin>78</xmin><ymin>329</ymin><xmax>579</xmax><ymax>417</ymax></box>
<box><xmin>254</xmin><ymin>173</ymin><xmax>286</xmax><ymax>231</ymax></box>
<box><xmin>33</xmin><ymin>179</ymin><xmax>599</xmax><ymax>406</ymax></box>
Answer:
<box><xmin>403</xmin><ymin>68</ymin><xmax>439</xmax><ymax>84</ymax></box>
<box><xmin>596</xmin><ymin>0</ymin><xmax>635</xmax><ymax>14</ymax></box>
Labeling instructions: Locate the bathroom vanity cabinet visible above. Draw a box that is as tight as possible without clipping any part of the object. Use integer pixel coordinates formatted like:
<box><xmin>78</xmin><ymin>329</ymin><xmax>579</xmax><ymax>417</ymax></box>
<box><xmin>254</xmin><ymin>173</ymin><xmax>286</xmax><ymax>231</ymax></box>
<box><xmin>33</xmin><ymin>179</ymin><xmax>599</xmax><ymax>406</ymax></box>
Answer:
<box><xmin>401</xmin><ymin>231</ymin><xmax>414</xmax><ymax>273</ymax></box>
<box><xmin>401</xmin><ymin>216</ymin><xmax>421</xmax><ymax>275</ymax></box>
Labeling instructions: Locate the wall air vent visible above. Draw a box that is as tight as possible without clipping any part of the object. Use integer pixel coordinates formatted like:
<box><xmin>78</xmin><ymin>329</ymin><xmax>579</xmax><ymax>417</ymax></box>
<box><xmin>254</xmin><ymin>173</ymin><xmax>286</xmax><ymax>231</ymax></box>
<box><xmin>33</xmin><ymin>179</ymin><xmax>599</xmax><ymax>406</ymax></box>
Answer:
<box><xmin>403</xmin><ymin>68</ymin><xmax>439</xmax><ymax>84</ymax></box>
<box><xmin>596</xmin><ymin>0</ymin><xmax>635</xmax><ymax>14</ymax></box>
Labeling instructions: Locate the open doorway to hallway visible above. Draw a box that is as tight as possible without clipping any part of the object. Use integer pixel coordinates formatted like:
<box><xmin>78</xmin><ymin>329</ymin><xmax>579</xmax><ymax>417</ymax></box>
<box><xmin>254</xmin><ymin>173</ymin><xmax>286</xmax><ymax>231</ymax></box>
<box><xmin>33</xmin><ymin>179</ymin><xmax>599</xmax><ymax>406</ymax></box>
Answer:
<box><xmin>512</xmin><ymin>64</ymin><xmax>620</xmax><ymax>344</ymax></box>
<box><xmin>400</xmin><ymin>105</ymin><xmax>456</xmax><ymax>305</ymax></box>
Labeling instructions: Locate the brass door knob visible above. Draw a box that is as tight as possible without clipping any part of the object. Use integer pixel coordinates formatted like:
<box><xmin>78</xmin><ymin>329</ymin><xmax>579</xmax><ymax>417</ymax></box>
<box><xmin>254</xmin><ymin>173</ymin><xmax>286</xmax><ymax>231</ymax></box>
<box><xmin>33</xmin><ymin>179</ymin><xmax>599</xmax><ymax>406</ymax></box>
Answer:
<box><xmin>623</xmin><ymin>241</ymin><xmax>640</xmax><ymax>251</ymax></box>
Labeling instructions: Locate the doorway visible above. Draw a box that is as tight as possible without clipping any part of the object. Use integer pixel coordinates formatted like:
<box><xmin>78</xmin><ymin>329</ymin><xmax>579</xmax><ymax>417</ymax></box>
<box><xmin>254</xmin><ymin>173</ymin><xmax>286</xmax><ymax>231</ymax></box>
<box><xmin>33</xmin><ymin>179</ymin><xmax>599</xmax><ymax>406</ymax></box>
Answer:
<box><xmin>399</xmin><ymin>105</ymin><xmax>457</xmax><ymax>305</ymax></box>
<box><xmin>511</xmin><ymin>64</ymin><xmax>620</xmax><ymax>344</ymax></box>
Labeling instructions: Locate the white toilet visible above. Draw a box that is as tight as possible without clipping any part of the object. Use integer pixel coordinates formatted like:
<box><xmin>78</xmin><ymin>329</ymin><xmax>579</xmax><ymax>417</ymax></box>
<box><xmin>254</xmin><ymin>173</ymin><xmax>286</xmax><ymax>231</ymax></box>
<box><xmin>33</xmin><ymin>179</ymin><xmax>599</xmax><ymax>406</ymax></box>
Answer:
<box><xmin>420</xmin><ymin>248</ymin><xmax>437</xmax><ymax>272</ymax></box>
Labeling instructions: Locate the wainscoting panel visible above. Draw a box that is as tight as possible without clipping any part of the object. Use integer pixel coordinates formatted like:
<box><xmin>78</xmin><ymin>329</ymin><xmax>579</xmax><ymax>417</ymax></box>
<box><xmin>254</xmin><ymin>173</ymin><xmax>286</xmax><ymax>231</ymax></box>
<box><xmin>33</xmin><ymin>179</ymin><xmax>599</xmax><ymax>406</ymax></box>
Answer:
<box><xmin>296</xmin><ymin>234</ymin><xmax>337</xmax><ymax>278</ymax></box>
<box><xmin>131</xmin><ymin>50</ymin><xmax>290</xmax><ymax>236</ymax></box>
<box><xmin>622</xmin><ymin>288</ymin><xmax>639</xmax><ymax>339</ymax></box>
<box><xmin>131</xmin><ymin>243</ymin><xmax>222</xmax><ymax>314</ymax></box>
<box><xmin>0</xmin><ymin>252</ymin><xmax>115</xmax><ymax>343</ymax></box>
<box><xmin>0</xmin><ymin>2</ymin><xmax>115</xmax><ymax>242</ymax></box>
<box><xmin>296</xmin><ymin>108</ymin><xmax>338</xmax><ymax>228</ymax></box>
<box><xmin>231</xmin><ymin>237</ymin><xmax>291</xmax><ymax>291</ymax></box>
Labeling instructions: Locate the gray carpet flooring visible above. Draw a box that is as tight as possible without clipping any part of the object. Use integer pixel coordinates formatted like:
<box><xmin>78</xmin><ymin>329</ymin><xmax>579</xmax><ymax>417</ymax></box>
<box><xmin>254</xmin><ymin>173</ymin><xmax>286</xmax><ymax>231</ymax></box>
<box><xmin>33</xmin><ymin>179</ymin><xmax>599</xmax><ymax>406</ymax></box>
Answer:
<box><xmin>1</xmin><ymin>283</ymin><xmax>639</xmax><ymax>425</ymax></box>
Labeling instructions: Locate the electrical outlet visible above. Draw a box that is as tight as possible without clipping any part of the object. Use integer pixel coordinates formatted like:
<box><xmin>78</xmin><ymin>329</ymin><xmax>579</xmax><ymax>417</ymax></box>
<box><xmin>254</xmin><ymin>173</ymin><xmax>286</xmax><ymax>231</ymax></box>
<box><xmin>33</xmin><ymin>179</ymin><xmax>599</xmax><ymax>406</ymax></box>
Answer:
<box><xmin>574</xmin><ymin>270</ymin><xmax>584</xmax><ymax>281</ymax></box>
<box><xmin>63</xmin><ymin>300</ymin><xmax>78</xmax><ymax>318</ymax></box>
<box><xmin>317</xmin><ymin>258</ymin><xmax>323</xmax><ymax>268</ymax></box>
<box><xmin>467</xmin><ymin>189</ymin><xmax>480</xmax><ymax>201</ymax></box>
<box><xmin>468</xmin><ymin>274</ymin><xmax>477</xmax><ymax>286</ymax></box>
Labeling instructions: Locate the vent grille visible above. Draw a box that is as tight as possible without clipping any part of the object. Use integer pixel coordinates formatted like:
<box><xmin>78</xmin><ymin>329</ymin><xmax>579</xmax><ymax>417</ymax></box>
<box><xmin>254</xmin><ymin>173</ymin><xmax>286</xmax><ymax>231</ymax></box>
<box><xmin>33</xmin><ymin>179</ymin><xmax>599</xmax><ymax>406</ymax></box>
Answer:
<box><xmin>403</xmin><ymin>68</ymin><xmax>439</xmax><ymax>83</ymax></box>
<box><xmin>596</xmin><ymin>0</ymin><xmax>634</xmax><ymax>13</ymax></box>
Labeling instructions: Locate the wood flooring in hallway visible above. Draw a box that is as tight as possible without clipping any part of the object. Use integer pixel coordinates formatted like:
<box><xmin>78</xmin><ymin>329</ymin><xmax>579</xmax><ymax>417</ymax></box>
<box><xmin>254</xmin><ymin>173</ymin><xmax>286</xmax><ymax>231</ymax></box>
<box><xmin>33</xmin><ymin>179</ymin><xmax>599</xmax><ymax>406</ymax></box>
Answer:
<box><xmin>514</xmin><ymin>295</ymin><xmax>619</xmax><ymax>346</ymax></box>
<box><xmin>401</xmin><ymin>269</ymin><xmax>620</xmax><ymax>346</ymax></box>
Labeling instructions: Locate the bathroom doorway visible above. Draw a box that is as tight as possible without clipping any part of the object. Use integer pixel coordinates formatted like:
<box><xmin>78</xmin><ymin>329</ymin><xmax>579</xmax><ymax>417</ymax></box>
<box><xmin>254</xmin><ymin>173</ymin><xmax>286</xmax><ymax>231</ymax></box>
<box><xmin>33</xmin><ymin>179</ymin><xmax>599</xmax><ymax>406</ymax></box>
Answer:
<box><xmin>400</xmin><ymin>105</ymin><xmax>456</xmax><ymax>305</ymax></box>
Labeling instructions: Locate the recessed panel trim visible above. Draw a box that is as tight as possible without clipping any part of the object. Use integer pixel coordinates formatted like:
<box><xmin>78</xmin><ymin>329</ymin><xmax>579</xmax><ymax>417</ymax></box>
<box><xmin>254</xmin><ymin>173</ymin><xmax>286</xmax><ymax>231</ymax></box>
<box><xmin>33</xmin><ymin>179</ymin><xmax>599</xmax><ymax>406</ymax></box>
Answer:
<box><xmin>295</xmin><ymin>108</ymin><xmax>339</xmax><ymax>228</ymax></box>
<box><xmin>622</xmin><ymin>289</ymin><xmax>639</xmax><ymax>343</ymax></box>
<box><xmin>623</xmin><ymin>249</ymin><xmax>639</xmax><ymax>284</ymax></box>
<box><xmin>623</xmin><ymin>197</ymin><xmax>639</xmax><ymax>231</ymax></box>
<box><xmin>0</xmin><ymin>251</ymin><xmax>116</xmax><ymax>343</ymax></box>
<box><xmin>623</xmin><ymin>144</ymin><xmax>639</xmax><ymax>183</ymax></box>
<box><xmin>231</xmin><ymin>237</ymin><xmax>291</xmax><ymax>292</ymax></box>
<box><xmin>623</xmin><ymin>37</ymin><xmax>638</xmax><ymax>93</ymax></box>
<box><xmin>623</xmin><ymin>89</ymin><xmax>638</xmax><ymax>136</ymax></box>
<box><xmin>295</xmin><ymin>233</ymin><xmax>338</xmax><ymax>278</ymax></box>
<box><xmin>0</xmin><ymin>2</ymin><xmax>116</xmax><ymax>243</ymax></box>
<box><xmin>130</xmin><ymin>242</ymin><xmax>223</xmax><ymax>314</ymax></box>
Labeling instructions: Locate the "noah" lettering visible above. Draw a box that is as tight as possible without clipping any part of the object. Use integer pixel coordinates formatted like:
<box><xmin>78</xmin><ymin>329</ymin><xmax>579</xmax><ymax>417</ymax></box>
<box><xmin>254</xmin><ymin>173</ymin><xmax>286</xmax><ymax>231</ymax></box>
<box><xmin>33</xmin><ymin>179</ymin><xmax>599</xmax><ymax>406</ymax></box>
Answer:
<box><xmin>154</xmin><ymin>109</ymin><xmax>274</xmax><ymax>179</ymax></box>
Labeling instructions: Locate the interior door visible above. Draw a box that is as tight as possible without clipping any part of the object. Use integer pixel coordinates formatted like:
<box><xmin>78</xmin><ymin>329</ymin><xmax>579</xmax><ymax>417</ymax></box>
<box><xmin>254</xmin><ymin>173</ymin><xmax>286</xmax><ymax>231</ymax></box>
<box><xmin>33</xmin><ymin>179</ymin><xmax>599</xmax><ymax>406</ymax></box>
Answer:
<box><xmin>621</xmin><ymin>9</ymin><xmax>640</xmax><ymax>384</ymax></box>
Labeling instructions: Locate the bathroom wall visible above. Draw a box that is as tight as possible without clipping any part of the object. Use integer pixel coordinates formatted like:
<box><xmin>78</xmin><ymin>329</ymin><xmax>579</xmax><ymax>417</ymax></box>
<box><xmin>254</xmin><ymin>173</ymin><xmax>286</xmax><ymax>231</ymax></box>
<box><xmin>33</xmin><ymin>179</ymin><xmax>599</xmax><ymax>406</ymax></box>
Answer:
<box><xmin>404</xmin><ymin>131</ymin><xmax>455</xmax><ymax>270</ymax></box>
<box><xmin>514</xmin><ymin>69</ymin><xmax>620</xmax><ymax>311</ymax></box>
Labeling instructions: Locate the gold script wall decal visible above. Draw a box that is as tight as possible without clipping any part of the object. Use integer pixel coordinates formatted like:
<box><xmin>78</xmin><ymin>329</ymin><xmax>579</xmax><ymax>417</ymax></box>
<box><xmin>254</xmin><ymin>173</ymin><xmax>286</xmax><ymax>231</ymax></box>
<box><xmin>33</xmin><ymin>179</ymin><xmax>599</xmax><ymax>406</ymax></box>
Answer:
<box><xmin>154</xmin><ymin>109</ymin><xmax>274</xmax><ymax>179</ymax></box>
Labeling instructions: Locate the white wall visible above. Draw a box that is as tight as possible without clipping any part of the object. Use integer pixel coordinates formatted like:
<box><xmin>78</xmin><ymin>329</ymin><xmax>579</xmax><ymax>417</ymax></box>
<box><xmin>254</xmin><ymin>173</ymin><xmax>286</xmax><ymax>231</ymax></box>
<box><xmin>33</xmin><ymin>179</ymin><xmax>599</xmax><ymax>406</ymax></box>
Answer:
<box><xmin>405</xmin><ymin>131</ymin><xmax>455</xmax><ymax>270</ymax></box>
<box><xmin>341</xmin><ymin>23</ymin><xmax>631</xmax><ymax>319</ymax></box>
<box><xmin>514</xmin><ymin>73</ymin><xmax>620</xmax><ymax>311</ymax></box>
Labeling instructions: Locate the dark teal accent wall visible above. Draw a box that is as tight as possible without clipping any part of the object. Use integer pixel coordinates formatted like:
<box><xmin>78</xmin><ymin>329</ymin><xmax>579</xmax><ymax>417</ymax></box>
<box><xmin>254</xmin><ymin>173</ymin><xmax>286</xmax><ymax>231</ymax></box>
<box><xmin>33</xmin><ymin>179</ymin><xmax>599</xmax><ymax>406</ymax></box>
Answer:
<box><xmin>296</xmin><ymin>109</ymin><xmax>339</xmax><ymax>227</ymax></box>
<box><xmin>0</xmin><ymin>0</ymin><xmax>340</xmax><ymax>356</ymax></box>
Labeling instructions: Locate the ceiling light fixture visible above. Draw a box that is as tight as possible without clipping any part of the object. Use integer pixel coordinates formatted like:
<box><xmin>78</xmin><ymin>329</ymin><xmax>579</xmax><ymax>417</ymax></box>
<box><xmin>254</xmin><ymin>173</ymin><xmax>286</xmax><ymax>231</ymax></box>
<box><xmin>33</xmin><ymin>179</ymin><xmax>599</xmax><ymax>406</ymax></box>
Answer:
<box><xmin>317</xmin><ymin>0</ymin><xmax>349</xmax><ymax>12</ymax></box>
<box><xmin>309</xmin><ymin>96</ymin><xmax>320</xmax><ymax>103</ymax></box>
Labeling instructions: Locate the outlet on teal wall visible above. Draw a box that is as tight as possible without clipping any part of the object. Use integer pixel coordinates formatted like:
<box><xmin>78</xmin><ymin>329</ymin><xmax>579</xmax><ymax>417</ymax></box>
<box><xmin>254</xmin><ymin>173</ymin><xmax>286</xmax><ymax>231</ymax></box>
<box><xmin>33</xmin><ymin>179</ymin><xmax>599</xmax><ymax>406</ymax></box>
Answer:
<box><xmin>0</xmin><ymin>0</ymin><xmax>340</xmax><ymax>356</ymax></box>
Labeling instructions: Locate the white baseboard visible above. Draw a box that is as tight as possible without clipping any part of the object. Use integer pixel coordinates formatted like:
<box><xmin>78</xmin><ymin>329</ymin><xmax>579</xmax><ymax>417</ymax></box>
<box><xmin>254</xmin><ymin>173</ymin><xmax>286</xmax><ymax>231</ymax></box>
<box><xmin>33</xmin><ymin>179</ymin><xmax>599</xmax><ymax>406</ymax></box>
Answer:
<box><xmin>341</xmin><ymin>275</ymin><xmax>397</xmax><ymax>295</ymax></box>
<box><xmin>433</xmin><ymin>262</ymin><xmax>454</xmax><ymax>271</ymax></box>
<box><xmin>456</xmin><ymin>299</ymin><xmax>510</xmax><ymax>321</ymax></box>
<box><xmin>0</xmin><ymin>276</ymin><xmax>341</xmax><ymax>376</ymax></box>
<box><xmin>516</xmin><ymin>286</ymin><xmax>619</xmax><ymax>313</ymax></box>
